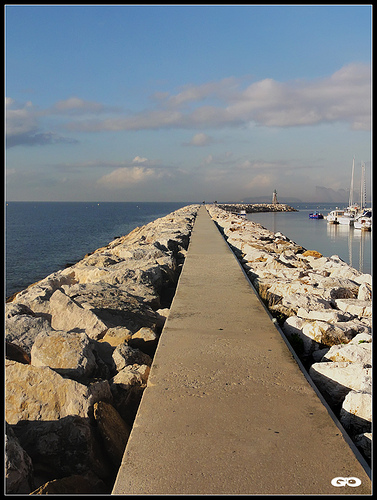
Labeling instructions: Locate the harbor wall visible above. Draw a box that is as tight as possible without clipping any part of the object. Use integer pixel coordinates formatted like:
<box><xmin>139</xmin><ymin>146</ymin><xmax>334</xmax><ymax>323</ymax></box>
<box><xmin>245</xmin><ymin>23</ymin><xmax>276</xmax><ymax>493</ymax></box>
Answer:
<box><xmin>5</xmin><ymin>203</ymin><xmax>371</xmax><ymax>494</ymax></box>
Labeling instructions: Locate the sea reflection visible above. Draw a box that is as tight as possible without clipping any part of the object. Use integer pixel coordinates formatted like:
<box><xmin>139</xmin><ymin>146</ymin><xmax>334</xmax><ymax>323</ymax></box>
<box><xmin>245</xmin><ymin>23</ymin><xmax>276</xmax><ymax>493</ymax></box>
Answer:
<box><xmin>326</xmin><ymin>223</ymin><xmax>371</xmax><ymax>273</ymax></box>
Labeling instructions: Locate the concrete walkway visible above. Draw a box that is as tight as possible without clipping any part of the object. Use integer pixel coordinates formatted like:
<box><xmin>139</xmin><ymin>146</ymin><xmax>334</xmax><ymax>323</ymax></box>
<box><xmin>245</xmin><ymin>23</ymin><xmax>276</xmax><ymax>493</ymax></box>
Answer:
<box><xmin>112</xmin><ymin>206</ymin><xmax>371</xmax><ymax>495</ymax></box>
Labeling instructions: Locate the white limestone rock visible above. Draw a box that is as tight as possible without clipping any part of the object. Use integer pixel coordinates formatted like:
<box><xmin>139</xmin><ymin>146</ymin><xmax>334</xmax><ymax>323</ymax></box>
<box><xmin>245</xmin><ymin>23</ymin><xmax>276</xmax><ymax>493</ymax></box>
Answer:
<box><xmin>309</xmin><ymin>362</ymin><xmax>371</xmax><ymax>406</ymax></box>
<box><xmin>339</xmin><ymin>390</ymin><xmax>372</xmax><ymax>435</ymax></box>
<box><xmin>282</xmin><ymin>316</ymin><xmax>321</xmax><ymax>360</ymax></box>
<box><xmin>322</xmin><ymin>342</ymin><xmax>371</xmax><ymax>365</ymax></box>
<box><xmin>335</xmin><ymin>298</ymin><xmax>372</xmax><ymax>318</ymax></box>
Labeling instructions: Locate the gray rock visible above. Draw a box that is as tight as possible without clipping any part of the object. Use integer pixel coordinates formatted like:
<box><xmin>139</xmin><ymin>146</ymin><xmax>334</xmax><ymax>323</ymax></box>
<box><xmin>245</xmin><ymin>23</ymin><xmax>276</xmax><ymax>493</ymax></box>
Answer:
<box><xmin>5</xmin><ymin>423</ymin><xmax>34</xmax><ymax>494</ymax></box>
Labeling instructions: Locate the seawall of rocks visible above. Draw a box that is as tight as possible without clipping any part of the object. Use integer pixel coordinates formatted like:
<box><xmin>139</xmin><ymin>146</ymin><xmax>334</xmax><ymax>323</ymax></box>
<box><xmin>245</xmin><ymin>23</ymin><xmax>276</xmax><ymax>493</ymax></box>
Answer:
<box><xmin>206</xmin><ymin>204</ymin><xmax>372</xmax><ymax>465</ymax></box>
<box><xmin>5</xmin><ymin>204</ymin><xmax>200</xmax><ymax>494</ymax></box>
<box><xmin>217</xmin><ymin>202</ymin><xmax>297</xmax><ymax>213</ymax></box>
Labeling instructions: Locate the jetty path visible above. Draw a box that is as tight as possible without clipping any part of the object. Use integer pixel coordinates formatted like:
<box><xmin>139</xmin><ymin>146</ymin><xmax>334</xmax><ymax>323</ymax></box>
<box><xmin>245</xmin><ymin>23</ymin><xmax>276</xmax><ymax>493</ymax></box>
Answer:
<box><xmin>112</xmin><ymin>205</ymin><xmax>371</xmax><ymax>495</ymax></box>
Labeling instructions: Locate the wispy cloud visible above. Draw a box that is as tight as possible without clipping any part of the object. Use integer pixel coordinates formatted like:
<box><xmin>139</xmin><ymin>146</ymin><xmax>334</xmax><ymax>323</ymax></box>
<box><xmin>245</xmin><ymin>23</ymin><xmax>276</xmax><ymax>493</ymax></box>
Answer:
<box><xmin>183</xmin><ymin>133</ymin><xmax>216</xmax><ymax>147</ymax></box>
<box><xmin>5</xmin><ymin>63</ymin><xmax>371</xmax><ymax>150</ymax></box>
<box><xmin>64</xmin><ymin>63</ymin><xmax>371</xmax><ymax>133</ymax></box>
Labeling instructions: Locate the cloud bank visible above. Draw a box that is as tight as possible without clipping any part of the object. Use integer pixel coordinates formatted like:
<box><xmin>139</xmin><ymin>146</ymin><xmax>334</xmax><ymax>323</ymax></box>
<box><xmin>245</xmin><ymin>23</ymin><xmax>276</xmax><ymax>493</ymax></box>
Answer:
<box><xmin>6</xmin><ymin>63</ymin><xmax>371</xmax><ymax>149</ymax></box>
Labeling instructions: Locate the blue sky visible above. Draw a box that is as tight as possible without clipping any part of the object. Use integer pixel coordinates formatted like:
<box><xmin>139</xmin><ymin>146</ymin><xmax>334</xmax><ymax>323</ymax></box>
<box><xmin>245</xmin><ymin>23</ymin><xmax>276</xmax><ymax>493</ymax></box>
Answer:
<box><xmin>5</xmin><ymin>5</ymin><xmax>372</xmax><ymax>202</ymax></box>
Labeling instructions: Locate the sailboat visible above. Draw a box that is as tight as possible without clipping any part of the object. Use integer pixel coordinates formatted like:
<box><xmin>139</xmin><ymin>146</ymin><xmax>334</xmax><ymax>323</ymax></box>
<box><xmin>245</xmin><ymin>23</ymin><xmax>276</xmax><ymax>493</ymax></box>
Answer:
<box><xmin>354</xmin><ymin>162</ymin><xmax>372</xmax><ymax>230</ymax></box>
<box><xmin>337</xmin><ymin>157</ymin><xmax>360</xmax><ymax>226</ymax></box>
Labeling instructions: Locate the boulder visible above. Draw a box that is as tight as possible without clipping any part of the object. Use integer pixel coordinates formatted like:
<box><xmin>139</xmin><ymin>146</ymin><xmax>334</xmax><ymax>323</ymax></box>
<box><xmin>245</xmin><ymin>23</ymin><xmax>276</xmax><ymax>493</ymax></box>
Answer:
<box><xmin>5</xmin><ymin>303</ymin><xmax>55</xmax><ymax>355</ymax></box>
<box><xmin>357</xmin><ymin>282</ymin><xmax>372</xmax><ymax>300</ymax></box>
<box><xmin>339</xmin><ymin>390</ymin><xmax>372</xmax><ymax>436</ymax></box>
<box><xmin>110</xmin><ymin>364</ymin><xmax>150</xmax><ymax>425</ymax></box>
<box><xmin>5</xmin><ymin>360</ymin><xmax>112</xmax><ymax>425</ymax></box>
<box><xmin>112</xmin><ymin>344</ymin><xmax>152</xmax><ymax>372</ymax></box>
<box><xmin>282</xmin><ymin>316</ymin><xmax>321</xmax><ymax>360</ymax></box>
<box><xmin>6</xmin><ymin>341</ymin><xmax>31</xmax><ymax>364</ymax></box>
<box><xmin>322</xmin><ymin>342</ymin><xmax>371</xmax><ymax>365</ymax></box>
<box><xmin>61</xmin><ymin>282</ymin><xmax>159</xmax><ymax>332</ymax></box>
<box><xmin>301</xmin><ymin>320</ymin><xmax>362</xmax><ymax>346</ymax></box>
<box><xmin>93</xmin><ymin>401</ymin><xmax>131</xmax><ymax>467</ymax></box>
<box><xmin>12</xmin><ymin>415</ymin><xmax>111</xmax><ymax>483</ymax></box>
<box><xmin>335</xmin><ymin>298</ymin><xmax>372</xmax><ymax>318</ymax></box>
<box><xmin>31</xmin><ymin>330</ymin><xmax>97</xmax><ymax>381</ymax></box>
<box><xmin>129</xmin><ymin>326</ymin><xmax>159</xmax><ymax>356</ymax></box>
<box><xmin>309</xmin><ymin>362</ymin><xmax>371</xmax><ymax>407</ymax></box>
<box><xmin>49</xmin><ymin>289</ymin><xmax>108</xmax><ymax>339</ymax></box>
<box><xmin>11</xmin><ymin>271</ymin><xmax>76</xmax><ymax>314</ymax></box>
<box><xmin>99</xmin><ymin>326</ymin><xmax>133</xmax><ymax>347</ymax></box>
<box><xmin>5</xmin><ymin>423</ymin><xmax>34</xmax><ymax>494</ymax></box>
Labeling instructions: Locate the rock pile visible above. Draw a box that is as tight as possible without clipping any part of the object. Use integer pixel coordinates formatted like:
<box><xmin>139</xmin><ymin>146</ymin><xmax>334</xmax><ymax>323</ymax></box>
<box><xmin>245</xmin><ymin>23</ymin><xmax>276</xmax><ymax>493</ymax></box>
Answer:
<box><xmin>207</xmin><ymin>204</ymin><xmax>372</xmax><ymax>464</ymax></box>
<box><xmin>217</xmin><ymin>202</ymin><xmax>297</xmax><ymax>213</ymax></box>
<box><xmin>5</xmin><ymin>205</ymin><xmax>199</xmax><ymax>494</ymax></box>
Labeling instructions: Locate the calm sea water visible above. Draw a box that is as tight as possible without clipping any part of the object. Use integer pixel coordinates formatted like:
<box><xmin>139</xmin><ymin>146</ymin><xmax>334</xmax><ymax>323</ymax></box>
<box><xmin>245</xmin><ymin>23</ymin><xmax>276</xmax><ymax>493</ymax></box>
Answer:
<box><xmin>246</xmin><ymin>202</ymin><xmax>372</xmax><ymax>276</ymax></box>
<box><xmin>5</xmin><ymin>202</ymin><xmax>190</xmax><ymax>298</ymax></box>
<box><xmin>5</xmin><ymin>201</ymin><xmax>372</xmax><ymax>299</ymax></box>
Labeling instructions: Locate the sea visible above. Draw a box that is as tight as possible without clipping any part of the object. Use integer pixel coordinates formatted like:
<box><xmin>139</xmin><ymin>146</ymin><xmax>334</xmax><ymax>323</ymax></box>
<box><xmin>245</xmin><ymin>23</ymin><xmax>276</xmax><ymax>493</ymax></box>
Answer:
<box><xmin>5</xmin><ymin>201</ymin><xmax>372</xmax><ymax>300</ymax></box>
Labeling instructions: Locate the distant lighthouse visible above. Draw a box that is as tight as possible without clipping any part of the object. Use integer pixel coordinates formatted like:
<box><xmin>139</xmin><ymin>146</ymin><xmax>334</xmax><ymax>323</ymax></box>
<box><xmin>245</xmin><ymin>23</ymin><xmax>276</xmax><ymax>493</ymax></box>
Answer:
<box><xmin>272</xmin><ymin>189</ymin><xmax>278</xmax><ymax>204</ymax></box>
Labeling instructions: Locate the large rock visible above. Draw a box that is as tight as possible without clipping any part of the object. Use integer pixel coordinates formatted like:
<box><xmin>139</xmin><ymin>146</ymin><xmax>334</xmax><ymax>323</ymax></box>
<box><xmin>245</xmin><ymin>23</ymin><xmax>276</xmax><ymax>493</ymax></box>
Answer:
<box><xmin>110</xmin><ymin>364</ymin><xmax>150</xmax><ymax>425</ymax></box>
<box><xmin>12</xmin><ymin>415</ymin><xmax>111</xmax><ymax>483</ymax></box>
<box><xmin>334</xmin><ymin>298</ymin><xmax>372</xmax><ymax>318</ymax></box>
<box><xmin>93</xmin><ymin>401</ymin><xmax>131</xmax><ymax>467</ymax></box>
<box><xmin>31</xmin><ymin>330</ymin><xmax>97</xmax><ymax>381</ymax></box>
<box><xmin>61</xmin><ymin>282</ymin><xmax>159</xmax><ymax>332</ymax></box>
<box><xmin>5</xmin><ymin>360</ymin><xmax>112</xmax><ymax>425</ymax></box>
<box><xmin>11</xmin><ymin>271</ymin><xmax>77</xmax><ymax>314</ymax></box>
<box><xmin>5</xmin><ymin>423</ymin><xmax>34</xmax><ymax>494</ymax></box>
<box><xmin>112</xmin><ymin>344</ymin><xmax>152</xmax><ymax>372</ymax></box>
<box><xmin>5</xmin><ymin>302</ymin><xmax>55</xmax><ymax>355</ymax></box>
<box><xmin>282</xmin><ymin>316</ymin><xmax>321</xmax><ymax>360</ymax></box>
<box><xmin>49</xmin><ymin>289</ymin><xmax>108</xmax><ymax>339</ymax></box>
<box><xmin>322</xmin><ymin>342</ymin><xmax>371</xmax><ymax>365</ymax></box>
<box><xmin>128</xmin><ymin>326</ymin><xmax>159</xmax><ymax>356</ymax></box>
<box><xmin>301</xmin><ymin>319</ymin><xmax>365</xmax><ymax>346</ymax></box>
<box><xmin>339</xmin><ymin>390</ymin><xmax>372</xmax><ymax>436</ymax></box>
<box><xmin>309</xmin><ymin>362</ymin><xmax>371</xmax><ymax>407</ymax></box>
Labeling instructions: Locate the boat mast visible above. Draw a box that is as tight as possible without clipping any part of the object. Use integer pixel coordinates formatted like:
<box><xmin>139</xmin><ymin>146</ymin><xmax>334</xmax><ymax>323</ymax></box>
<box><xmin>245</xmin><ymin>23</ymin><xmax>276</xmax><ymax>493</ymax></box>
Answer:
<box><xmin>349</xmin><ymin>156</ymin><xmax>355</xmax><ymax>207</ymax></box>
<box><xmin>360</xmin><ymin>162</ymin><xmax>366</xmax><ymax>210</ymax></box>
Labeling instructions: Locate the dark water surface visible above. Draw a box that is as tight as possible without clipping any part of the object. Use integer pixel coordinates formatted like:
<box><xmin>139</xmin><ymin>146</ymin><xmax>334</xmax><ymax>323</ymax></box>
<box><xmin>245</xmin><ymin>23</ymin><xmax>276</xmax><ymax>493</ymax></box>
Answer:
<box><xmin>5</xmin><ymin>202</ymin><xmax>190</xmax><ymax>298</ymax></box>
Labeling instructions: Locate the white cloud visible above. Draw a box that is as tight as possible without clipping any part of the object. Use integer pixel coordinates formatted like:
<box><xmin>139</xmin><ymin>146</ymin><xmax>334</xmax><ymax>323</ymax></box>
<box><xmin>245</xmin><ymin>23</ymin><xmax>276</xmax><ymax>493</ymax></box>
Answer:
<box><xmin>184</xmin><ymin>133</ymin><xmax>214</xmax><ymax>147</ymax></box>
<box><xmin>97</xmin><ymin>166</ymin><xmax>166</xmax><ymax>189</ymax></box>
<box><xmin>64</xmin><ymin>63</ymin><xmax>370</xmax><ymax>133</ymax></box>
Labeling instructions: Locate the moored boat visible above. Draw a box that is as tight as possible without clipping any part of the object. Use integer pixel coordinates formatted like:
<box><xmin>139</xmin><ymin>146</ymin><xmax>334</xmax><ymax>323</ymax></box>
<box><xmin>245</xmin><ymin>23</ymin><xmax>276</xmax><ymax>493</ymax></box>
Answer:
<box><xmin>337</xmin><ymin>205</ymin><xmax>360</xmax><ymax>226</ymax></box>
<box><xmin>326</xmin><ymin>209</ymin><xmax>345</xmax><ymax>224</ymax></box>
<box><xmin>309</xmin><ymin>211</ymin><xmax>324</xmax><ymax>219</ymax></box>
<box><xmin>354</xmin><ymin>209</ymin><xmax>372</xmax><ymax>231</ymax></box>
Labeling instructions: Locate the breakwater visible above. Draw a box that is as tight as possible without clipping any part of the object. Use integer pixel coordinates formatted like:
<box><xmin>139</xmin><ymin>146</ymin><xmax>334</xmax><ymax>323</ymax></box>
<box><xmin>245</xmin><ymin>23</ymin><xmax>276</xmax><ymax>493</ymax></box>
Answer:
<box><xmin>217</xmin><ymin>202</ymin><xmax>297</xmax><ymax>213</ymax></box>
<box><xmin>5</xmin><ymin>205</ymin><xmax>199</xmax><ymax>494</ymax></box>
<box><xmin>207</xmin><ymin>204</ymin><xmax>372</xmax><ymax>466</ymax></box>
<box><xmin>5</xmin><ymin>203</ymin><xmax>371</xmax><ymax>494</ymax></box>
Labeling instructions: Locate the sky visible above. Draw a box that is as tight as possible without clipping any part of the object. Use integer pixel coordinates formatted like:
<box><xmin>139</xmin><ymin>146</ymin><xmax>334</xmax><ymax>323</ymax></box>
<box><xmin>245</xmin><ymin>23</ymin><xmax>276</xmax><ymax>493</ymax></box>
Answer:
<box><xmin>5</xmin><ymin>4</ymin><xmax>372</xmax><ymax>203</ymax></box>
